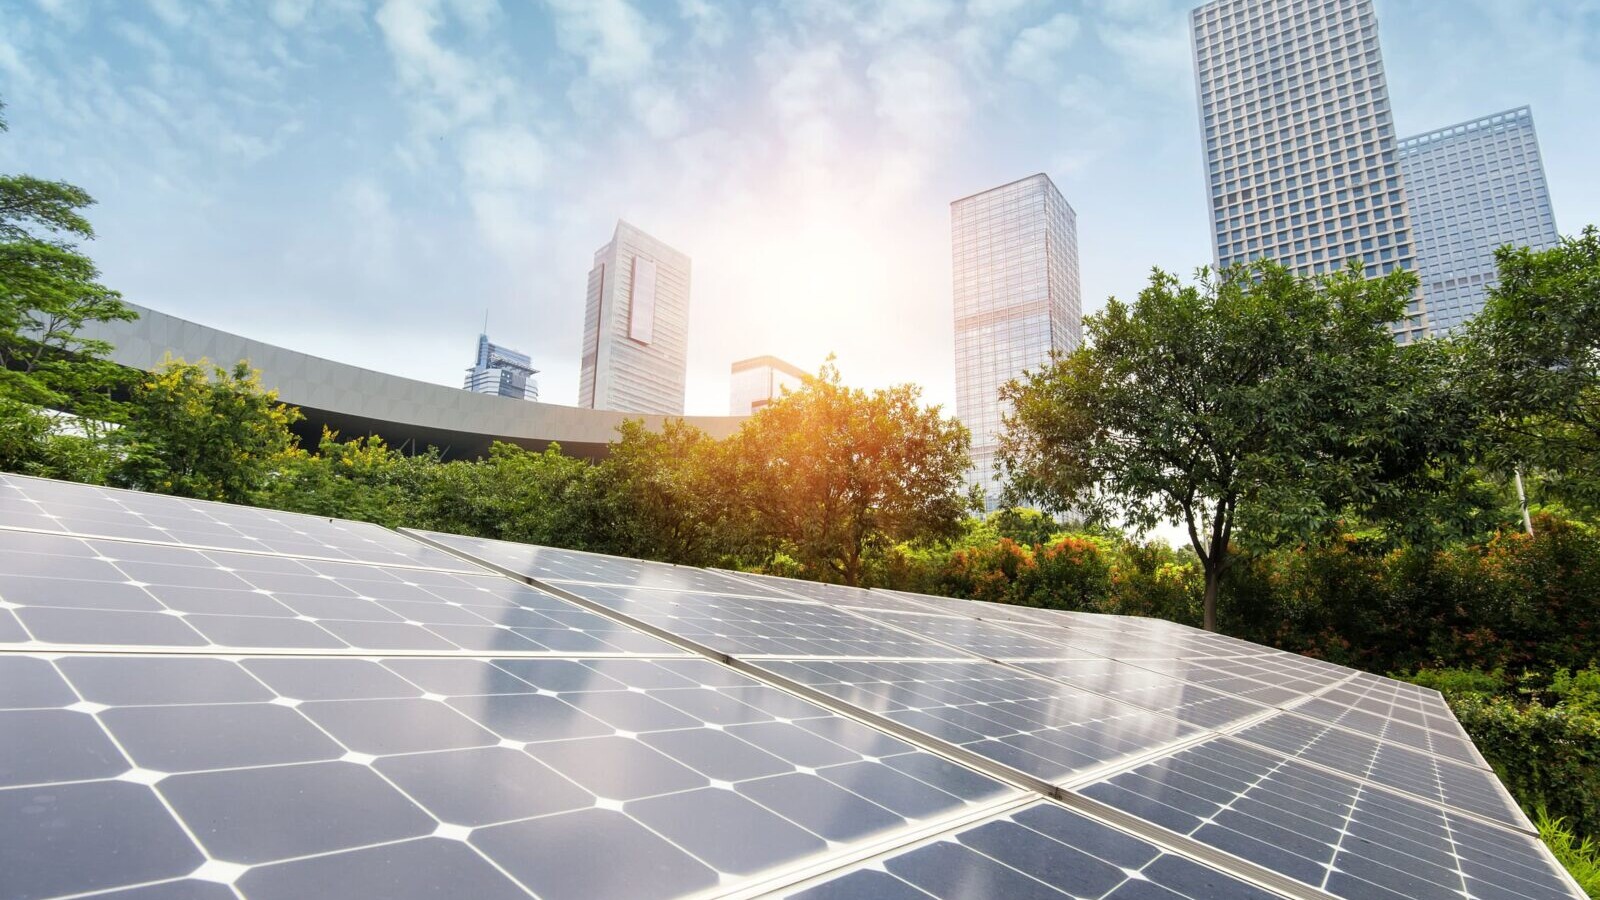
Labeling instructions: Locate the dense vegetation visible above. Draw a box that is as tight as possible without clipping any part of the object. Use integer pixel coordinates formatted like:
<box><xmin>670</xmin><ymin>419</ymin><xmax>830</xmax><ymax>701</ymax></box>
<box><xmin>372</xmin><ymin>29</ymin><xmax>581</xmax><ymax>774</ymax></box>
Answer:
<box><xmin>4</xmin><ymin>94</ymin><xmax>1599</xmax><ymax>890</ymax></box>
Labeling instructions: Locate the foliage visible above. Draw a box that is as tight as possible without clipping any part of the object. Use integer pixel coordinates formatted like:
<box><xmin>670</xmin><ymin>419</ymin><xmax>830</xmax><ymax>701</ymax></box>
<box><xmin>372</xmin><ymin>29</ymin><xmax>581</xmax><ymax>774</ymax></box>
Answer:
<box><xmin>0</xmin><ymin>95</ymin><xmax>136</xmax><ymax>473</ymax></box>
<box><xmin>260</xmin><ymin>429</ymin><xmax>425</xmax><ymax>528</ymax></box>
<box><xmin>997</xmin><ymin>260</ymin><xmax>1470</xmax><ymax>629</ymax></box>
<box><xmin>724</xmin><ymin>360</ymin><xmax>971</xmax><ymax>585</ymax></box>
<box><xmin>593</xmin><ymin>419</ymin><xmax>731</xmax><ymax>567</ymax></box>
<box><xmin>1463</xmin><ymin>228</ymin><xmax>1600</xmax><ymax>512</ymax></box>
<box><xmin>112</xmin><ymin>358</ymin><xmax>303</xmax><ymax>504</ymax></box>
<box><xmin>1538</xmin><ymin>810</ymin><xmax>1600</xmax><ymax>899</ymax></box>
<box><xmin>1399</xmin><ymin>667</ymin><xmax>1509</xmax><ymax>696</ymax></box>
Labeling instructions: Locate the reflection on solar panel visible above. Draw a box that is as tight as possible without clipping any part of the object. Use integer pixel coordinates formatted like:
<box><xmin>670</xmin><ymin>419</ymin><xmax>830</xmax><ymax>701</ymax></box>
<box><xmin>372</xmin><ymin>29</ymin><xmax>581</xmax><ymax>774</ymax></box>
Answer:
<box><xmin>1</xmin><ymin>475</ymin><xmax>1583</xmax><ymax>900</ymax></box>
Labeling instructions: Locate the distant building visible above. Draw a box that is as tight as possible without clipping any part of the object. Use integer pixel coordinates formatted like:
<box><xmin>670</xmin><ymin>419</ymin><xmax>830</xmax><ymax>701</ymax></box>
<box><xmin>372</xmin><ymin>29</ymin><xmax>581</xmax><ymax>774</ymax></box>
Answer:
<box><xmin>1399</xmin><ymin>107</ymin><xmax>1560</xmax><ymax>333</ymax></box>
<box><xmin>463</xmin><ymin>333</ymin><xmax>538</xmax><ymax>401</ymax></box>
<box><xmin>1190</xmin><ymin>0</ymin><xmax>1426</xmax><ymax>341</ymax></box>
<box><xmin>952</xmin><ymin>173</ymin><xmax>1081</xmax><ymax>511</ymax></box>
<box><xmin>730</xmin><ymin>356</ymin><xmax>806</xmax><ymax>415</ymax></box>
<box><xmin>580</xmin><ymin>220</ymin><xmax>690</xmax><ymax>415</ymax></box>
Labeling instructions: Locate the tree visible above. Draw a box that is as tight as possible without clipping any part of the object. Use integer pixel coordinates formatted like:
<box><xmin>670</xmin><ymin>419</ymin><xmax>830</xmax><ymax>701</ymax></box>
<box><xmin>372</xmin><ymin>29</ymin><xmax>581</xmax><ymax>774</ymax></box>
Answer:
<box><xmin>259</xmin><ymin>429</ymin><xmax>425</xmax><ymax>528</ymax></box>
<box><xmin>113</xmin><ymin>358</ymin><xmax>303</xmax><ymax>504</ymax></box>
<box><xmin>724</xmin><ymin>360</ymin><xmax>970</xmax><ymax>586</ymax></box>
<box><xmin>0</xmin><ymin>96</ymin><xmax>137</xmax><ymax>476</ymax></box>
<box><xmin>1463</xmin><ymin>228</ymin><xmax>1600</xmax><ymax>510</ymax></box>
<box><xmin>594</xmin><ymin>419</ymin><xmax>730</xmax><ymax>566</ymax></box>
<box><xmin>409</xmin><ymin>442</ymin><xmax>605</xmax><ymax>548</ymax></box>
<box><xmin>998</xmin><ymin>261</ymin><xmax>1464</xmax><ymax>630</ymax></box>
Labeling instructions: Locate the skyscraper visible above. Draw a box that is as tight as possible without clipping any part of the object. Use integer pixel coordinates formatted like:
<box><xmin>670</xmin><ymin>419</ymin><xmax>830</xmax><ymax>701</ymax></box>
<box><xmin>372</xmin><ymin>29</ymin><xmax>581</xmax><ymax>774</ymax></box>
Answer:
<box><xmin>730</xmin><ymin>355</ymin><xmax>805</xmax><ymax>416</ymax></box>
<box><xmin>463</xmin><ymin>333</ymin><xmax>539</xmax><ymax>401</ymax></box>
<box><xmin>1398</xmin><ymin>106</ymin><xmax>1560</xmax><ymax>333</ymax></box>
<box><xmin>1190</xmin><ymin>0</ymin><xmax>1426</xmax><ymax>340</ymax></box>
<box><xmin>580</xmin><ymin>221</ymin><xmax>690</xmax><ymax>415</ymax></box>
<box><xmin>951</xmin><ymin>174</ymin><xmax>1081</xmax><ymax>510</ymax></box>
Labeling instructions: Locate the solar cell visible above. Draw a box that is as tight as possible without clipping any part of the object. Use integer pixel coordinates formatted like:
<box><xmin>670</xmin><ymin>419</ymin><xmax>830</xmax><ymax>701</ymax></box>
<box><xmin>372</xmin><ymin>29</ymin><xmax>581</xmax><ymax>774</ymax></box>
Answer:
<box><xmin>843</xmin><ymin>609</ymin><xmax>1089</xmax><ymax>660</ymax></box>
<box><xmin>533</xmin><ymin>582</ymin><xmax>965</xmax><ymax>659</ymax></box>
<box><xmin>407</xmin><ymin>529</ymin><xmax>795</xmax><ymax>598</ymax></box>
<box><xmin>790</xmin><ymin>800</ymin><xmax>1286</xmax><ymax>900</ymax></box>
<box><xmin>1232</xmin><ymin>711</ymin><xmax>1527</xmax><ymax>830</ymax></box>
<box><xmin>1079</xmin><ymin>736</ymin><xmax>1579</xmax><ymax>900</ymax></box>
<box><xmin>0</xmin><ymin>473</ymin><xmax>473</xmax><ymax>570</ymax></box>
<box><xmin>753</xmin><ymin>659</ymin><xmax>1205</xmax><ymax>787</ymax></box>
<box><xmin>716</xmin><ymin>570</ymin><xmax>949</xmax><ymax>615</ymax></box>
<box><xmin>1</xmin><ymin>652</ymin><xmax>1021</xmax><ymax>899</ymax></box>
<box><xmin>0</xmin><ymin>528</ymin><xmax>681</xmax><ymax>655</ymax></box>
<box><xmin>1017</xmin><ymin>657</ymin><xmax>1275</xmax><ymax>730</ymax></box>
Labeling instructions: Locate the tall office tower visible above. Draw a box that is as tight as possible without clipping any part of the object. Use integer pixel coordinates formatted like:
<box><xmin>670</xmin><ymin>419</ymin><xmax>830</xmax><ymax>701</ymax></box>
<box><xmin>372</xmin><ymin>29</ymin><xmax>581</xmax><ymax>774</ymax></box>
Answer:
<box><xmin>1399</xmin><ymin>106</ymin><xmax>1560</xmax><ymax>333</ymax></box>
<box><xmin>1191</xmin><ymin>0</ymin><xmax>1426</xmax><ymax>341</ymax></box>
<box><xmin>730</xmin><ymin>355</ymin><xmax>806</xmax><ymax>416</ymax></box>
<box><xmin>952</xmin><ymin>174</ymin><xmax>1081</xmax><ymax>511</ymax></box>
<box><xmin>463</xmin><ymin>332</ymin><xmax>539</xmax><ymax>401</ymax></box>
<box><xmin>579</xmin><ymin>221</ymin><xmax>691</xmax><ymax>414</ymax></box>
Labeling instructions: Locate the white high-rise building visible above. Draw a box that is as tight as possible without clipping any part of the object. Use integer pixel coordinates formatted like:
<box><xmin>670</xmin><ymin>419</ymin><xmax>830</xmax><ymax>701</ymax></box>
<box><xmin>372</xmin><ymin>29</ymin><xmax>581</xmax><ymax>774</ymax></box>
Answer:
<box><xmin>580</xmin><ymin>221</ymin><xmax>690</xmax><ymax>415</ymax></box>
<box><xmin>1399</xmin><ymin>107</ymin><xmax>1560</xmax><ymax>333</ymax></box>
<box><xmin>1190</xmin><ymin>0</ymin><xmax>1426</xmax><ymax>340</ymax></box>
<box><xmin>951</xmin><ymin>174</ymin><xmax>1081</xmax><ymax>511</ymax></box>
<box><xmin>463</xmin><ymin>333</ymin><xmax>538</xmax><ymax>401</ymax></box>
<box><xmin>730</xmin><ymin>356</ymin><xmax>805</xmax><ymax>416</ymax></box>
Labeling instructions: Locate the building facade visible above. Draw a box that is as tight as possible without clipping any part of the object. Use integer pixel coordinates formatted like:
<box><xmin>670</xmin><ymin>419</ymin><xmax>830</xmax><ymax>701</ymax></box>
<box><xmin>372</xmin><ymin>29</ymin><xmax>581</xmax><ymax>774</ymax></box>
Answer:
<box><xmin>1398</xmin><ymin>106</ymin><xmax>1560</xmax><ymax>333</ymax></box>
<box><xmin>729</xmin><ymin>356</ymin><xmax>805</xmax><ymax>416</ymax></box>
<box><xmin>952</xmin><ymin>173</ymin><xmax>1081</xmax><ymax>511</ymax></box>
<box><xmin>580</xmin><ymin>221</ymin><xmax>691</xmax><ymax>415</ymax></box>
<box><xmin>464</xmin><ymin>333</ymin><xmax>539</xmax><ymax>401</ymax></box>
<box><xmin>1190</xmin><ymin>0</ymin><xmax>1426</xmax><ymax>340</ymax></box>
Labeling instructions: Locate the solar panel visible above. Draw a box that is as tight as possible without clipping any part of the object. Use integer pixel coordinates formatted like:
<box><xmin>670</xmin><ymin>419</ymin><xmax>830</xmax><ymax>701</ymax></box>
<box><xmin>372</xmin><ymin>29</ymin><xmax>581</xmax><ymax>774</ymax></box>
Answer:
<box><xmin>527</xmin><ymin>582</ymin><xmax>966</xmax><ymax>659</ymax></box>
<box><xmin>0</xmin><ymin>527</ymin><xmax>680</xmax><ymax>655</ymax></box>
<box><xmin>1231</xmin><ymin>711</ymin><xmax>1528</xmax><ymax>830</ymax></box>
<box><xmin>789</xmin><ymin>800</ymin><xmax>1286</xmax><ymax>900</ymax></box>
<box><xmin>1</xmin><ymin>472</ymin><xmax>472</xmax><ymax>570</ymax></box>
<box><xmin>1078</xmin><ymin>736</ymin><xmax>1575</xmax><ymax>900</ymax></box>
<box><xmin>752</xmin><ymin>659</ymin><xmax>1205</xmax><ymax>787</ymax></box>
<box><xmin>1</xmin><ymin>652</ymin><xmax>1021</xmax><ymax>899</ymax></box>
<box><xmin>407</xmin><ymin>529</ymin><xmax>795</xmax><ymax>598</ymax></box>
<box><xmin>3</xmin><ymin>475</ymin><xmax>1581</xmax><ymax>900</ymax></box>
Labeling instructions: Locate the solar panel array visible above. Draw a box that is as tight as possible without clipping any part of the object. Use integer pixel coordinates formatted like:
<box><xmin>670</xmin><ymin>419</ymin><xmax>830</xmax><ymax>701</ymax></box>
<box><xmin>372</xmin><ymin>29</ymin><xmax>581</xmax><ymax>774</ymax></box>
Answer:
<box><xmin>1</xmin><ymin>473</ymin><xmax>1582</xmax><ymax>900</ymax></box>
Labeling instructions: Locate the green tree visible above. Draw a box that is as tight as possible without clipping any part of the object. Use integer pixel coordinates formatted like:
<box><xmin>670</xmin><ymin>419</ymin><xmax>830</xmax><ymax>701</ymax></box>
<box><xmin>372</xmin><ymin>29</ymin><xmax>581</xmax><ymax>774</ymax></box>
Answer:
<box><xmin>113</xmin><ymin>357</ymin><xmax>303</xmax><ymax>504</ymax></box>
<box><xmin>724</xmin><ymin>360</ymin><xmax>970</xmax><ymax>586</ymax></box>
<box><xmin>998</xmin><ymin>261</ymin><xmax>1467</xmax><ymax>630</ymax></box>
<box><xmin>409</xmin><ymin>442</ymin><xmax>604</xmax><ymax>548</ymax></box>
<box><xmin>1463</xmin><ymin>228</ymin><xmax>1600</xmax><ymax>510</ymax></box>
<box><xmin>595</xmin><ymin>419</ymin><xmax>730</xmax><ymax>566</ymax></box>
<box><xmin>0</xmin><ymin>97</ymin><xmax>136</xmax><ymax>476</ymax></box>
<box><xmin>259</xmin><ymin>429</ymin><xmax>425</xmax><ymax>528</ymax></box>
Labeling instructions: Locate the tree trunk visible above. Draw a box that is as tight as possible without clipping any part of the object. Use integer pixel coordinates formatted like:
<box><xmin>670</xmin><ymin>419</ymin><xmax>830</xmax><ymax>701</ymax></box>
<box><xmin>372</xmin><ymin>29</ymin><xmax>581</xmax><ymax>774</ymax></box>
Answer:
<box><xmin>1202</xmin><ymin>565</ymin><xmax>1219</xmax><ymax>632</ymax></box>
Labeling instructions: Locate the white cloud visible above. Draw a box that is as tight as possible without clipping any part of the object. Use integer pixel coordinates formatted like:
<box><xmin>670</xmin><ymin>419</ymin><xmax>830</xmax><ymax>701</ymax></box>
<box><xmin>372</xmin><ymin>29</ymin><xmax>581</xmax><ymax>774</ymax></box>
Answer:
<box><xmin>268</xmin><ymin>0</ymin><xmax>316</xmax><ymax>29</ymax></box>
<box><xmin>460</xmin><ymin>125</ymin><xmax>545</xmax><ymax>190</ymax></box>
<box><xmin>544</xmin><ymin>0</ymin><xmax>655</xmax><ymax>84</ymax></box>
<box><xmin>1005</xmin><ymin>12</ymin><xmax>1080</xmax><ymax>83</ymax></box>
<box><xmin>375</xmin><ymin>0</ymin><xmax>507</xmax><ymax>133</ymax></box>
<box><xmin>678</xmin><ymin>0</ymin><xmax>731</xmax><ymax>46</ymax></box>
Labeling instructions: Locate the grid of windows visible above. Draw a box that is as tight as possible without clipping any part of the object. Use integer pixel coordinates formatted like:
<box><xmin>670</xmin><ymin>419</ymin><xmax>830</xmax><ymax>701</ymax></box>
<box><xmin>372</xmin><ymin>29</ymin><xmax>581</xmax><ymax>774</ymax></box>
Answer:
<box><xmin>1399</xmin><ymin>107</ymin><xmax>1560</xmax><ymax>333</ymax></box>
<box><xmin>1191</xmin><ymin>0</ymin><xmax>1426</xmax><ymax>341</ymax></box>
<box><xmin>951</xmin><ymin>174</ymin><xmax>1081</xmax><ymax>510</ymax></box>
<box><xmin>579</xmin><ymin>221</ymin><xmax>690</xmax><ymax>415</ymax></box>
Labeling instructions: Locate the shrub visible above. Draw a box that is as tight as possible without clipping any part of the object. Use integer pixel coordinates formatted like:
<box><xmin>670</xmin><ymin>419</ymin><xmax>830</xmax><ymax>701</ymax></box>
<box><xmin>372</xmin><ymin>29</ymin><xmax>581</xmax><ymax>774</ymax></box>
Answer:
<box><xmin>1022</xmin><ymin>535</ymin><xmax>1114</xmax><ymax>611</ymax></box>
<box><xmin>1537</xmin><ymin>810</ymin><xmax>1600</xmax><ymax>899</ymax></box>
<box><xmin>1444</xmin><ymin>691</ymin><xmax>1600</xmax><ymax>842</ymax></box>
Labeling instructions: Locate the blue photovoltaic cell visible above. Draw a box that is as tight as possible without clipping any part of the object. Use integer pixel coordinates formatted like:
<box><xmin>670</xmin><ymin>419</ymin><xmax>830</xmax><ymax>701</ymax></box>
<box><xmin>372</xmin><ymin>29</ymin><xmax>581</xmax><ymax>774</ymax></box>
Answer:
<box><xmin>719</xmin><ymin>570</ymin><xmax>948</xmax><ymax>615</ymax></box>
<box><xmin>754</xmin><ymin>659</ymin><xmax>1203</xmax><ymax>785</ymax></box>
<box><xmin>1017</xmin><ymin>657</ymin><xmax>1274</xmax><ymax>730</ymax></box>
<box><xmin>789</xmin><ymin>801</ymin><xmax>1284</xmax><ymax>900</ymax></box>
<box><xmin>1079</xmin><ymin>736</ymin><xmax>1580</xmax><ymax>900</ymax></box>
<box><xmin>1232</xmin><ymin>711</ymin><xmax>1525</xmax><ymax>829</ymax></box>
<box><xmin>0</xmin><ymin>652</ymin><xmax>1019</xmax><ymax>899</ymax></box>
<box><xmin>0</xmin><ymin>528</ymin><xmax>680</xmax><ymax>655</ymax></box>
<box><xmin>839</xmin><ymin>609</ymin><xmax>1085</xmax><ymax>660</ymax></box>
<box><xmin>0</xmin><ymin>473</ymin><xmax>473</xmax><ymax>571</ymax></box>
<box><xmin>538</xmin><ymin>582</ymin><xmax>964</xmax><ymax>659</ymax></box>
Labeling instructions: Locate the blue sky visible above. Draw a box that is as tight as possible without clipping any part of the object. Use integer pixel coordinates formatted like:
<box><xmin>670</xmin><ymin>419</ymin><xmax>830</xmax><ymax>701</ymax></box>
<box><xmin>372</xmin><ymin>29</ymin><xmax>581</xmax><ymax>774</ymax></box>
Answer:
<box><xmin>2</xmin><ymin>0</ymin><xmax>1596</xmax><ymax>415</ymax></box>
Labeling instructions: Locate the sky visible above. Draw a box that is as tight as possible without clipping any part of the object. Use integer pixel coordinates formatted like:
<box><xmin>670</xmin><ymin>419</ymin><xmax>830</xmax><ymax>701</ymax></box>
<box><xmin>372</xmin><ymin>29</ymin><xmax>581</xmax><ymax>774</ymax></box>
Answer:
<box><xmin>1</xmin><ymin>0</ymin><xmax>1597</xmax><ymax>416</ymax></box>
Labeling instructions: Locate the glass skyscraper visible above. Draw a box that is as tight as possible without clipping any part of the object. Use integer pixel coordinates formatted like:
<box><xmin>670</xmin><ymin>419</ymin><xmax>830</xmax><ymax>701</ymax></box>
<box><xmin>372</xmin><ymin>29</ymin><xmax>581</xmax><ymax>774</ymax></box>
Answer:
<box><xmin>951</xmin><ymin>173</ymin><xmax>1081</xmax><ymax>511</ymax></box>
<box><xmin>1190</xmin><ymin>0</ymin><xmax>1426</xmax><ymax>341</ymax></box>
<box><xmin>463</xmin><ymin>333</ymin><xmax>538</xmax><ymax>401</ymax></box>
<box><xmin>729</xmin><ymin>355</ymin><xmax>805</xmax><ymax>416</ymax></box>
<box><xmin>1398</xmin><ymin>106</ymin><xmax>1559</xmax><ymax>333</ymax></box>
<box><xmin>580</xmin><ymin>220</ymin><xmax>690</xmax><ymax>415</ymax></box>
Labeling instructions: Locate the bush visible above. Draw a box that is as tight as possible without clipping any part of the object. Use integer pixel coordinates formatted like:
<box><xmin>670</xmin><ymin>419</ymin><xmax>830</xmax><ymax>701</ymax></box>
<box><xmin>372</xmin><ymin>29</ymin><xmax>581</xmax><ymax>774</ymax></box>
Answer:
<box><xmin>1537</xmin><ymin>810</ymin><xmax>1600</xmax><ymax>899</ymax></box>
<box><xmin>1444</xmin><ymin>690</ymin><xmax>1600</xmax><ymax>842</ymax></box>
